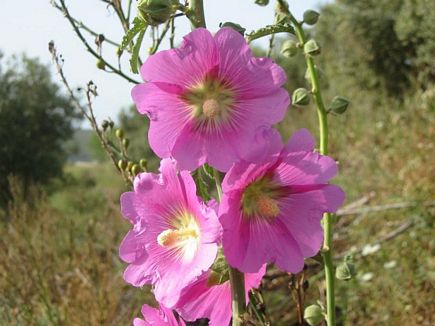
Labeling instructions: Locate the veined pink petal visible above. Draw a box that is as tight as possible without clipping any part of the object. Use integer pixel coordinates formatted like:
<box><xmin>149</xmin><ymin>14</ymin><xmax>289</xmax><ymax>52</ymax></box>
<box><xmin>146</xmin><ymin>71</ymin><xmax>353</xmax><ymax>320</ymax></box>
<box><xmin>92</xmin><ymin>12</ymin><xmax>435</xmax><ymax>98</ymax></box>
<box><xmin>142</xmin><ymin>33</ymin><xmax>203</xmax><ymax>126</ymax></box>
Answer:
<box><xmin>219</xmin><ymin>129</ymin><xmax>345</xmax><ymax>273</ymax></box>
<box><xmin>133</xmin><ymin>304</ymin><xmax>186</xmax><ymax>326</ymax></box>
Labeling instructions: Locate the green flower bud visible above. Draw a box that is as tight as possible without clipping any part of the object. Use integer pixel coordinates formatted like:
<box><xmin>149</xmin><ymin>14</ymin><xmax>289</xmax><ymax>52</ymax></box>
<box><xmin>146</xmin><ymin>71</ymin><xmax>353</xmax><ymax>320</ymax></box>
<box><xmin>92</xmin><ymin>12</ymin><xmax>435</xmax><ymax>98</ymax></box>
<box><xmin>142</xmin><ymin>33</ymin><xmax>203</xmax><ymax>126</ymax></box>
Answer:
<box><xmin>96</xmin><ymin>59</ymin><xmax>106</xmax><ymax>70</ymax></box>
<box><xmin>137</xmin><ymin>0</ymin><xmax>177</xmax><ymax>26</ymax></box>
<box><xmin>219</xmin><ymin>22</ymin><xmax>246</xmax><ymax>35</ymax></box>
<box><xmin>330</xmin><ymin>96</ymin><xmax>350</xmax><ymax>114</ymax></box>
<box><xmin>304</xmin><ymin>39</ymin><xmax>321</xmax><ymax>56</ymax></box>
<box><xmin>255</xmin><ymin>0</ymin><xmax>269</xmax><ymax>6</ymax></box>
<box><xmin>281</xmin><ymin>40</ymin><xmax>298</xmax><ymax>58</ymax></box>
<box><xmin>122</xmin><ymin>138</ymin><xmax>130</xmax><ymax>149</ymax></box>
<box><xmin>131</xmin><ymin>164</ymin><xmax>141</xmax><ymax>176</ymax></box>
<box><xmin>116</xmin><ymin>47</ymin><xmax>123</xmax><ymax>57</ymax></box>
<box><xmin>115</xmin><ymin>128</ymin><xmax>124</xmax><ymax>139</ymax></box>
<box><xmin>303</xmin><ymin>10</ymin><xmax>320</xmax><ymax>25</ymax></box>
<box><xmin>304</xmin><ymin>304</ymin><xmax>324</xmax><ymax>326</ymax></box>
<box><xmin>127</xmin><ymin>161</ymin><xmax>134</xmax><ymax>172</ymax></box>
<box><xmin>336</xmin><ymin>261</ymin><xmax>356</xmax><ymax>281</ymax></box>
<box><xmin>139</xmin><ymin>159</ymin><xmax>148</xmax><ymax>170</ymax></box>
<box><xmin>292</xmin><ymin>88</ymin><xmax>311</xmax><ymax>107</ymax></box>
<box><xmin>118</xmin><ymin>159</ymin><xmax>128</xmax><ymax>171</ymax></box>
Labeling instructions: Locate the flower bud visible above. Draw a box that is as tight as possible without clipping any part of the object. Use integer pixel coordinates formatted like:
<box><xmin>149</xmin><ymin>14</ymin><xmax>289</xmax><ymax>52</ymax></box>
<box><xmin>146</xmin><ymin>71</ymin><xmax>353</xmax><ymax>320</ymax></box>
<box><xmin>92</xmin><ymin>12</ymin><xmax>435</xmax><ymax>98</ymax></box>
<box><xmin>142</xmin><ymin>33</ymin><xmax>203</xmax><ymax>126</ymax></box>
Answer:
<box><xmin>101</xmin><ymin>120</ymin><xmax>109</xmax><ymax>131</ymax></box>
<box><xmin>108</xmin><ymin>121</ymin><xmax>114</xmax><ymax>130</ymax></box>
<box><xmin>122</xmin><ymin>138</ymin><xmax>130</xmax><ymax>149</ymax></box>
<box><xmin>219</xmin><ymin>22</ymin><xmax>246</xmax><ymax>35</ymax></box>
<box><xmin>132</xmin><ymin>164</ymin><xmax>141</xmax><ymax>176</ymax></box>
<box><xmin>127</xmin><ymin>161</ymin><xmax>134</xmax><ymax>172</ymax></box>
<box><xmin>96</xmin><ymin>59</ymin><xmax>106</xmax><ymax>70</ymax></box>
<box><xmin>115</xmin><ymin>128</ymin><xmax>124</xmax><ymax>139</ymax></box>
<box><xmin>303</xmin><ymin>10</ymin><xmax>320</xmax><ymax>25</ymax></box>
<box><xmin>255</xmin><ymin>0</ymin><xmax>269</xmax><ymax>6</ymax></box>
<box><xmin>137</xmin><ymin>0</ymin><xmax>177</xmax><ymax>26</ymax></box>
<box><xmin>280</xmin><ymin>40</ymin><xmax>298</xmax><ymax>58</ymax></box>
<box><xmin>336</xmin><ymin>261</ymin><xmax>356</xmax><ymax>281</ymax></box>
<box><xmin>304</xmin><ymin>39</ymin><xmax>321</xmax><ymax>56</ymax></box>
<box><xmin>292</xmin><ymin>88</ymin><xmax>310</xmax><ymax>107</ymax></box>
<box><xmin>304</xmin><ymin>304</ymin><xmax>324</xmax><ymax>326</ymax></box>
<box><xmin>139</xmin><ymin>159</ymin><xmax>148</xmax><ymax>170</ymax></box>
<box><xmin>118</xmin><ymin>159</ymin><xmax>128</xmax><ymax>171</ymax></box>
<box><xmin>330</xmin><ymin>96</ymin><xmax>350</xmax><ymax>114</ymax></box>
<box><xmin>116</xmin><ymin>47</ymin><xmax>123</xmax><ymax>57</ymax></box>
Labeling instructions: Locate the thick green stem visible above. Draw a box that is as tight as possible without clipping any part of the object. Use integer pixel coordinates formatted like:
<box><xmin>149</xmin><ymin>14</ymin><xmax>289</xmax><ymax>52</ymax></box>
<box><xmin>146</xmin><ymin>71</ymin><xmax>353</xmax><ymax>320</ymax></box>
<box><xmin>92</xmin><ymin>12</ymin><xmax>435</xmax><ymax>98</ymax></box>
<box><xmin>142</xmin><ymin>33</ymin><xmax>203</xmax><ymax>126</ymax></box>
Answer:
<box><xmin>288</xmin><ymin>12</ymin><xmax>336</xmax><ymax>326</ymax></box>
<box><xmin>188</xmin><ymin>0</ymin><xmax>206</xmax><ymax>28</ymax></box>
<box><xmin>213</xmin><ymin>169</ymin><xmax>246</xmax><ymax>326</ymax></box>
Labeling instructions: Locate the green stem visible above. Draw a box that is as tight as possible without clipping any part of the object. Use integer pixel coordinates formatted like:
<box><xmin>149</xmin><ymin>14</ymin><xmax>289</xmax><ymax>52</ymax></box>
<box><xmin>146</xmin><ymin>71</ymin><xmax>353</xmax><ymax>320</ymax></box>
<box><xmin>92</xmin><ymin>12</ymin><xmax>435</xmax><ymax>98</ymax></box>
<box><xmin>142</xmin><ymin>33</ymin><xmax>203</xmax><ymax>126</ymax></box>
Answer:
<box><xmin>286</xmin><ymin>10</ymin><xmax>335</xmax><ymax>326</ymax></box>
<box><xmin>213</xmin><ymin>169</ymin><xmax>246</xmax><ymax>326</ymax></box>
<box><xmin>188</xmin><ymin>0</ymin><xmax>206</xmax><ymax>28</ymax></box>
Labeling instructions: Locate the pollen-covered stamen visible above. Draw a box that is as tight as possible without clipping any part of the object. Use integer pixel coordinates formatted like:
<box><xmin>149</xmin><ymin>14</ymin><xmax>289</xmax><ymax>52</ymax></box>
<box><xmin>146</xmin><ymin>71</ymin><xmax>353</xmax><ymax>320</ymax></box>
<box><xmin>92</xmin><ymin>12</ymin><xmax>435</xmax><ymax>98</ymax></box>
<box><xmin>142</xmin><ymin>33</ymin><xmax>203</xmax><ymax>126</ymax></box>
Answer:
<box><xmin>157</xmin><ymin>209</ymin><xmax>201</xmax><ymax>262</ymax></box>
<box><xmin>182</xmin><ymin>76</ymin><xmax>234</xmax><ymax>126</ymax></box>
<box><xmin>242</xmin><ymin>176</ymin><xmax>284</xmax><ymax>219</ymax></box>
<box><xmin>157</xmin><ymin>228</ymin><xmax>199</xmax><ymax>248</ymax></box>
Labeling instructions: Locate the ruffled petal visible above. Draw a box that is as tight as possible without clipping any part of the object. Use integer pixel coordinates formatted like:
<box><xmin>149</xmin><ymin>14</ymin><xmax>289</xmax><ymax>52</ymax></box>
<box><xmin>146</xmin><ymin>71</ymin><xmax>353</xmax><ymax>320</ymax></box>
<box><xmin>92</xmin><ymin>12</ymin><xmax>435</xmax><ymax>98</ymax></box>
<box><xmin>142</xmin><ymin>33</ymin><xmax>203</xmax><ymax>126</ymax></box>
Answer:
<box><xmin>140</xmin><ymin>28</ymin><xmax>218</xmax><ymax>87</ymax></box>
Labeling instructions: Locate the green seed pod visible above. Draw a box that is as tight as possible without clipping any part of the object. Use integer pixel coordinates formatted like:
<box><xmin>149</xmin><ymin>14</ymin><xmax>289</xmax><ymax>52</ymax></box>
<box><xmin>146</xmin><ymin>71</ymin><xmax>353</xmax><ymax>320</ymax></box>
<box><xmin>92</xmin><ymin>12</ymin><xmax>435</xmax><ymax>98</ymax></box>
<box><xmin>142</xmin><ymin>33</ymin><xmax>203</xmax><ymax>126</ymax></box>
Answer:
<box><xmin>115</xmin><ymin>128</ymin><xmax>124</xmax><ymax>139</ymax></box>
<box><xmin>280</xmin><ymin>40</ymin><xmax>298</xmax><ymax>58</ymax></box>
<box><xmin>304</xmin><ymin>39</ymin><xmax>321</xmax><ymax>56</ymax></box>
<box><xmin>330</xmin><ymin>96</ymin><xmax>350</xmax><ymax>114</ymax></box>
<box><xmin>137</xmin><ymin>0</ymin><xmax>177</xmax><ymax>26</ymax></box>
<box><xmin>219</xmin><ymin>22</ymin><xmax>246</xmax><ymax>35</ymax></box>
<box><xmin>303</xmin><ymin>10</ymin><xmax>320</xmax><ymax>25</ymax></box>
<box><xmin>118</xmin><ymin>159</ymin><xmax>128</xmax><ymax>171</ymax></box>
<box><xmin>139</xmin><ymin>159</ymin><xmax>148</xmax><ymax>170</ymax></box>
<box><xmin>122</xmin><ymin>138</ymin><xmax>130</xmax><ymax>149</ymax></box>
<box><xmin>292</xmin><ymin>88</ymin><xmax>311</xmax><ymax>107</ymax></box>
<box><xmin>336</xmin><ymin>261</ymin><xmax>356</xmax><ymax>281</ymax></box>
<box><xmin>131</xmin><ymin>164</ymin><xmax>141</xmax><ymax>176</ymax></box>
<box><xmin>304</xmin><ymin>304</ymin><xmax>324</xmax><ymax>326</ymax></box>
<box><xmin>96</xmin><ymin>59</ymin><xmax>106</xmax><ymax>70</ymax></box>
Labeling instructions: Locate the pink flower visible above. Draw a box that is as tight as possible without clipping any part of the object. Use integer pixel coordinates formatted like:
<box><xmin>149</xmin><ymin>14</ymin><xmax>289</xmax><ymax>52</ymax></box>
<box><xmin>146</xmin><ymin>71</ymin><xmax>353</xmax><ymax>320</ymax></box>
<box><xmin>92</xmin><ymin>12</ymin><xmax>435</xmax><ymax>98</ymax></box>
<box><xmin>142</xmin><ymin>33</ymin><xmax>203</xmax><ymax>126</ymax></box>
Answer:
<box><xmin>133</xmin><ymin>304</ymin><xmax>185</xmax><ymax>326</ymax></box>
<box><xmin>175</xmin><ymin>263</ymin><xmax>266</xmax><ymax>325</ymax></box>
<box><xmin>219</xmin><ymin>129</ymin><xmax>345</xmax><ymax>273</ymax></box>
<box><xmin>119</xmin><ymin>158</ymin><xmax>221</xmax><ymax>307</ymax></box>
<box><xmin>132</xmin><ymin>27</ymin><xmax>289</xmax><ymax>172</ymax></box>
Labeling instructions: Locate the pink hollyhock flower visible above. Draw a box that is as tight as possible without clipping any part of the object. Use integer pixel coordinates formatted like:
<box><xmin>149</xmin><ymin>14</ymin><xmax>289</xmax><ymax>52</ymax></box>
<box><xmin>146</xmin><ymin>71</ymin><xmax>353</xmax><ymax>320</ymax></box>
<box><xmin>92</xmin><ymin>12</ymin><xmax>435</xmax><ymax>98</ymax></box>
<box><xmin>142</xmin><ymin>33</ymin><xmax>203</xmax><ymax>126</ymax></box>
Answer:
<box><xmin>119</xmin><ymin>158</ymin><xmax>221</xmax><ymax>307</ymax></box>
<box><xmin>175</xmin><ymin>260</ymin><xmax>266</xmax><ymax>326</ymax></box>
<box><xmin>132</xmin><ymin>27</ymin><xmax>289</xmax><ymax>172</ymax></box>
<box><xmin>133</xmin><ymin>304</ymin><xmax>185</xmax><ymax>326</ymax></box>
<box><xmin>219</xmin><ymin>129</ymin><xmax>345</xmax><ymax>273</ymax></box>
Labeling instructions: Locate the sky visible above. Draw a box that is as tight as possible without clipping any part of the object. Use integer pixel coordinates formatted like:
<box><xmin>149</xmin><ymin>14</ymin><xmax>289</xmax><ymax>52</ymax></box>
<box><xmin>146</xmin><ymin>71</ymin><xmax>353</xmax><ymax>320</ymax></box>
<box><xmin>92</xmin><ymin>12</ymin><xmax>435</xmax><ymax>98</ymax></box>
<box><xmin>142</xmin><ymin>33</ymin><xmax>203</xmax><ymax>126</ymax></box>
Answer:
<box><xmin>1</xmin><ymin>0</ymin><xmax>329</xmax><ymax>129</ymax></box>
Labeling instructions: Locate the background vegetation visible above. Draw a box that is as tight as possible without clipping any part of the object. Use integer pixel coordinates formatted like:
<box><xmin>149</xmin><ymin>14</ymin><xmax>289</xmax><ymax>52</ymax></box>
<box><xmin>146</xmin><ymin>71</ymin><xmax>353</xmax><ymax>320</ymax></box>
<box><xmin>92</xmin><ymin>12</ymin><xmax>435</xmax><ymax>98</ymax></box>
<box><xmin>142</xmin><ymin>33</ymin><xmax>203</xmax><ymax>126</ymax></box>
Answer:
<box><xmin>0</xmin><ymin>0</ymin><xmax>433</xmax><ymax>325</ymax></box>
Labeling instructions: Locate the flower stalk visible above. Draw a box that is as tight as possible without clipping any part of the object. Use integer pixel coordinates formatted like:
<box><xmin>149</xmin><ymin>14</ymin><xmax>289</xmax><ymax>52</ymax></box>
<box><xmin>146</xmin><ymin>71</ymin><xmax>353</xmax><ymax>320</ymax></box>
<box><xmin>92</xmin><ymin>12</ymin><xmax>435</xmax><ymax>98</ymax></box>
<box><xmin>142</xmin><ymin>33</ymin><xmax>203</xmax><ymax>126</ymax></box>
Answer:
<box><xmin>213</xmin><ymin>168</ymin><xmax>247</xmax><ymax>326</ymax></box>
<box><xmin>282</xmin><ymin>4</ymin><xmax>336</xmax><ymax>325</ymax></box>
<box><xmin>187</xmin><ymin>0</ymin><xmax>206</xmax><ymax>28</ymax></box>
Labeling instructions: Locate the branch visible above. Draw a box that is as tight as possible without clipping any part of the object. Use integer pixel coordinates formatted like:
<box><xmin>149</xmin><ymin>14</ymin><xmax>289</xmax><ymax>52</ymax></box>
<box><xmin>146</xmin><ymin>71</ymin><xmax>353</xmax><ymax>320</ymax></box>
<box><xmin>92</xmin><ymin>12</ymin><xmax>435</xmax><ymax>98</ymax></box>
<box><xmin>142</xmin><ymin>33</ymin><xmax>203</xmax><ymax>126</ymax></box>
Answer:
<box><xmin>54</xmin><ymin>0</ymin><xmax>140</xmax><ymax>84</ymax></box>
<box><xmin>49</xmin><ymin>41</ymin><xmax>132</xmax><ymax>187</ymax></box>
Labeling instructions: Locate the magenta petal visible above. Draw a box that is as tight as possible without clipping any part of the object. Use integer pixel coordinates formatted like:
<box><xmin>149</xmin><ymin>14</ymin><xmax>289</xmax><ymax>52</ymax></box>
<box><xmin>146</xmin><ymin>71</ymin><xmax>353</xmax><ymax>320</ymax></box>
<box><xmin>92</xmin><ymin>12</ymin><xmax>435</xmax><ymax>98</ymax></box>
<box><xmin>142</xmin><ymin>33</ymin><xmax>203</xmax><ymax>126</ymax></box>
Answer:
<box><xmin>283</xmin><ymin>128</ymin><xmax>316</xmax><ymax>153</ymax></box>
<box><xmin>171</xmin><ymin>125</ymin><xmax>207</xmax><ymax>171</ymax></box>
<box><xmin>140</xmin><ymin>28</ymin><xmax>217</xmax><ymax>87</ymax></box>
<box><xmin>119</xmin><ymin>230</ymin><xmax>146</xmax><ymax>263</ymax></box>
<box><xmin>132</xmin><ymin>83</ymin><xmax>191</xmax><ymax>159</ymax></box>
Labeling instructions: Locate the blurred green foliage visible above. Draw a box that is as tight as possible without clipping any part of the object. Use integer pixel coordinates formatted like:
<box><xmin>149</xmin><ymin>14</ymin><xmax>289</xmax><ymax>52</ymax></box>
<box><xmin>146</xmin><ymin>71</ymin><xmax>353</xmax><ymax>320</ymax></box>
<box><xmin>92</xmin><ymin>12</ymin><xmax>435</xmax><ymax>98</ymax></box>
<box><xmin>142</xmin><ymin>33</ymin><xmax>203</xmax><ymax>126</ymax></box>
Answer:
<box><xmin>0</xmin><ymin>54</ymin><xmax>79</xmax><ymax>204</ymax></box>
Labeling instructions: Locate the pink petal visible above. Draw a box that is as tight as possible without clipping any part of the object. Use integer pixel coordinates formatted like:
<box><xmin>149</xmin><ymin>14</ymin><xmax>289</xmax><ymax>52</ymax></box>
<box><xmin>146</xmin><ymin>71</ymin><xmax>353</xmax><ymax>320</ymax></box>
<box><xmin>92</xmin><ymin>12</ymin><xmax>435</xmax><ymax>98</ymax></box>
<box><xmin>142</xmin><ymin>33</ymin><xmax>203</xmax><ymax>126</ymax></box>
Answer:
<box><xmin>140</xmin><ymin>28</ymin><xmax>218</xmax><ymax>87</ymax></box>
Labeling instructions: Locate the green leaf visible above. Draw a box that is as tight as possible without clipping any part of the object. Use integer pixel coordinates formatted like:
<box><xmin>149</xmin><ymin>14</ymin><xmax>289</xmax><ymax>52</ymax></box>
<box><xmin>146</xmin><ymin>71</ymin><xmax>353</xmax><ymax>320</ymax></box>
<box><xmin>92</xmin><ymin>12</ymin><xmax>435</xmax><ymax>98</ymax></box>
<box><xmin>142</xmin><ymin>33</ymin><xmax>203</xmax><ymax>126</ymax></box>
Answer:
<box><xmin>246</xmin><ymin>23</ymin><xmax>295</xmax><ymax>43</ymax></box>
<box><xmin>193</xmin><ymin>169</ymin><xmax>211</xmax><ymax>202</ymax></box>
<box><xmin>129</xmin><ymin>28</ymin><xmax>146</xmax><ymax>74</ymax></box>
<box><xmin>120</xmin><ymin>18</ymin><xmax>147</xmax><ymax>52</ymax></box>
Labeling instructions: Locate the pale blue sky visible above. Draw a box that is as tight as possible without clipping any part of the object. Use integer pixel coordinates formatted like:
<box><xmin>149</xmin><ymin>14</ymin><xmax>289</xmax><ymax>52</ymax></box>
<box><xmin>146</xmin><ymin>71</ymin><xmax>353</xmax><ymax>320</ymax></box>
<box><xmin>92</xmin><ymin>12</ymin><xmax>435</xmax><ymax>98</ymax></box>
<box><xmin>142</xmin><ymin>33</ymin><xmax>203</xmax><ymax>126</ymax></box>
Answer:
<box><xmin>1</xmin><ymin>0</ymin><xmax>329</xmax><ymax>128</ymax></box>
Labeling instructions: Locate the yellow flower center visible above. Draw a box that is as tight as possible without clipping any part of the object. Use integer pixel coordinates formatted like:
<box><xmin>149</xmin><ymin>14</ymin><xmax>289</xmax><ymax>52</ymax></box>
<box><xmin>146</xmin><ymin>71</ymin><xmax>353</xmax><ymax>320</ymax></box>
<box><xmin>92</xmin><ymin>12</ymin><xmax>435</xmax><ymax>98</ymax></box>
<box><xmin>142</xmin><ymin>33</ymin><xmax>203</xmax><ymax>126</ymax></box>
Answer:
<box><xmin>156</xmin><ymin>209</ymin><xmax>200</xmax><ymax>262</ymax></box>
<box><xmin>182</xmin><ymin>76</ymin><xmax>234</xmax><ymax>128</ymax></box>
<box><xmin>241</xmin><ymin>176</ymin><xmax>284</xmax><ymax>219</ymax></box>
